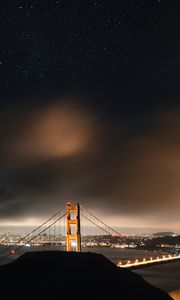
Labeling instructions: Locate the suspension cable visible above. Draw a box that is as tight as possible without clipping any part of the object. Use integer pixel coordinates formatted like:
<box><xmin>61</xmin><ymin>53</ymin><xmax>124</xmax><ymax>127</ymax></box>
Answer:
<box><xmin>81</xmin><ymin>212</ymin><xmax>113</xmax><ymax>236</ymax></box>
<box><xmin>0</xmin><ymin>206</ymin><xmax>66</xmax><ymax>255</ymax></box>
<box><xmin>80</xmin><ymin>205</ymin><xmax>122</xmax><ymax>236</ymax></box>
<box><xmin>0</xmin><ymin>211</ymin><xmax>68</xmax><ymax>263</ymax></box>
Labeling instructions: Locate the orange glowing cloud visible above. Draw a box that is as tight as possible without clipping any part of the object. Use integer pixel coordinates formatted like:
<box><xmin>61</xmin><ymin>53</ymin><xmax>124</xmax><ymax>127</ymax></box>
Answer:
<box><xmin>4</xmin><ymin>100</ymin><xmax>98</xmax><ymax>164</ymax></box>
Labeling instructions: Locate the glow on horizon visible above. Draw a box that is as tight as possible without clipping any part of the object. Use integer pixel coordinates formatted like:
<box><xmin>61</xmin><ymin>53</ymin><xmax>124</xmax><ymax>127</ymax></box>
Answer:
<box><xmin>91</xmin><ymin>213</ymin><xmax>180</xmax><ymax>232</ymax></box>
<box><xmin>0</xmin><ymin>217</ymin><xmax>44</xmax><ymax>227</ymax></box>
<box><xmin>0</xmin><ymin>214</ymin><xmax>179</xmax><ymax>234</ymax></box>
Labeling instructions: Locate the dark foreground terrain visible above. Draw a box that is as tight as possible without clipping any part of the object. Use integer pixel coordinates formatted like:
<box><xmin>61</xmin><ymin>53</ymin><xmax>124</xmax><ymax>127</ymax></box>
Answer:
<box><xmin>0</xmin><ymin>251</ymin><xmax>172</xmax><ymax>299</ymax></box>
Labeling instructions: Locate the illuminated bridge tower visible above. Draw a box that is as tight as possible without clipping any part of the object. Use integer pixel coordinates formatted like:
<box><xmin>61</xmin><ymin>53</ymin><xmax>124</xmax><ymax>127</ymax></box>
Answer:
<box><xmin>66</xmin><ymin>203</ymin><xmax>81</xmax><ymax>252</ymax></box>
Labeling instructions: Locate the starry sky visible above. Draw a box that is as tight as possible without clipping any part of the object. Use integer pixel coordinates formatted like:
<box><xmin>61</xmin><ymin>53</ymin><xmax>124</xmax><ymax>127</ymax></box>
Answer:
<box><xmin>0</xmin><ymin>0</ymin><xmax>160</xmax><ymax>99</ymax></box>
<box><xmin>0</xmin><ymin>1</ymin><xmax>180</xmax><ymax>233</ymax></box>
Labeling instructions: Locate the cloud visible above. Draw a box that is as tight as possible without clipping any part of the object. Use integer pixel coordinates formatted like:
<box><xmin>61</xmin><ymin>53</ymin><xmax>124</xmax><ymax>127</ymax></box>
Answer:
<box><xmin>113</xmin><ymin>109</ymin><xmax>180</xmax><ymax>216</ymax></box>
<box><xmin>0</xmin><ymin>100</ymin><xmax>180</xmax><ymax>231</ymax></box>
<box><xmin>0</xmin><ymin>101</ymin><xmax>98</xmax><ymax>167</ymax></box>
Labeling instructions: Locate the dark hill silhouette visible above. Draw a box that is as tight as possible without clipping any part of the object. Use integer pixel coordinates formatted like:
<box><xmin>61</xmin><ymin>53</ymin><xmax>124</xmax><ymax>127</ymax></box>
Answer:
<box><xmin>0</xmin><ymin>251</ymin><xmax>172</xmax><ymax>299</ymax></box>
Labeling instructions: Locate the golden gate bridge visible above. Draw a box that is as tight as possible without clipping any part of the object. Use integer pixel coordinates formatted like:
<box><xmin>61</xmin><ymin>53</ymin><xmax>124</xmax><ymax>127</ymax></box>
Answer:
<box><xmin>0</xmin><ymin>203</ymin><xmax>179</xmax><ymax>268</ymax></box>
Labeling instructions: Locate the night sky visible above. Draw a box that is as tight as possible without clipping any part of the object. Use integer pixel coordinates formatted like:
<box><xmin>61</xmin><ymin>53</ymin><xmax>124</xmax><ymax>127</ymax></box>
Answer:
<box><xmin>0</xmin><ymin>1</ymin><xmax>180</xmax><ymax>233</ymax></box>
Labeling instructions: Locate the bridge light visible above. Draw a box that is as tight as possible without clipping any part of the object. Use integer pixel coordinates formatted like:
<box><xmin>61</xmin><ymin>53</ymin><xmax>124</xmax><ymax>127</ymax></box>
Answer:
<box><xmin>127</xmin><ymin>260</ymin><xmax>130</xmax><ymax>264</ymax></box>
<box><xmin>150</xmin><ymin>257</ymin><xmax>153</xmax><ymax>260</ymax></box>
<box><xmin>157</xmin><ymin>256</ymin><xmax>159</xmax><ymax>260</ymax></box>
<box><xmin>135</xmin><ymin>259</ymin><xmax>138</xmax><ymax>262</ymax></box>
<box><xmin>143</xmin><ymin>258</ymin><xmax>146</xmax><ymax>261</ymax></box>
<box><xmin>10</xmin><ymin>249</ymin><xmax>16</xmax><ymax>254</ymax></box>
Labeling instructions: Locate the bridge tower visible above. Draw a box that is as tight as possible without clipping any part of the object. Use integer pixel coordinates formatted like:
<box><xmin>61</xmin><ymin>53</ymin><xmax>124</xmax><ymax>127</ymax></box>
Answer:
<box><xmin>66</xmin><ymin>203</ymin><xmax>81</xmax><ymax>252</ymax></box>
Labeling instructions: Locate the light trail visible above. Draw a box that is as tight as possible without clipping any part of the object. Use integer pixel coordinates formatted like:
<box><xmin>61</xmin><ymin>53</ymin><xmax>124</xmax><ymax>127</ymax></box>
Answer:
<box><xmin>117</xmin><ymin>253</ymin><xmax>180</xmax><ymax>268</ymax></box>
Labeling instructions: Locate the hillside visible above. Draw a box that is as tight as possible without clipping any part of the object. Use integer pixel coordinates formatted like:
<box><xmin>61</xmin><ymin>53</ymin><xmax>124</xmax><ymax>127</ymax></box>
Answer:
<box><xmin>0</xmin><ymin>251</ymin><xmax>172</xmax><ymax>299</ymax></box>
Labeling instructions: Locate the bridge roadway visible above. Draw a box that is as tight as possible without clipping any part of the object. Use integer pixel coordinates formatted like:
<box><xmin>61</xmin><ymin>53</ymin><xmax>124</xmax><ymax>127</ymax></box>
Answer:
<box><xmin>117</xmin><ymin>253</ymin><xmax>180</xmax><ymax>268</ymax></box>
